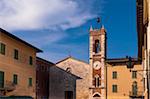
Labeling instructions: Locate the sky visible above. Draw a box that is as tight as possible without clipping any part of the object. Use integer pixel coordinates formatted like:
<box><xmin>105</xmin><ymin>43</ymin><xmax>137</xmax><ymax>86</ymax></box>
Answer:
<box><xmin>0</xmin><ymin>0</ymin><xmax>137</xmax><ymax>63</ymax></box>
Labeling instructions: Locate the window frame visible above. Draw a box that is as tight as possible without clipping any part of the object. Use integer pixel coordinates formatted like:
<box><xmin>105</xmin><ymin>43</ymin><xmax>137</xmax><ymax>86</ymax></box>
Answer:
<box><xmin>0</xmin><ymin>43</ymin><xmax>6</xmax><ymax>55</ymax></box>
<box><xmin>14</xmin><ymin>49</ymin><xmax>19</xmax><ymax>60</ymax></box>
<box><xmin>29</xmin><ymin>56</ymin><xmax>33</xmax><ymax>65</ymax></box>
<box><xmin>132</xmin><ymin>71</ymin><xmax>137</xmax><ymax>79</ymax></box>
<box><xmin>112</xmin><ymin>84</ymin><xmax>118</xmax><ymax>93</ymax></box>
<box><xmin>13</xmin><ymin>74</ymin><xmax>18</xmax><ymax>85</ymax></box>
<box><xmin>112</xmin><ymin>71</ymin><xmax>117</xmax><ymax>79</ymax></box>
<box><xmin>28</xmin><ymin>78</ymin><xmax>32</xmax><ymax>87</ymax></box>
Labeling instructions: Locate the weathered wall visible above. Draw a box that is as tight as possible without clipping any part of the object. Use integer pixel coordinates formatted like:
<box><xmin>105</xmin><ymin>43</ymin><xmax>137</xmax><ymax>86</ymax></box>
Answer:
<box><xmin>49</xmin><ymin>66</ymin><xmax>77</xmax><ymax>99</ymax></box>
<box><xmin>36</xmin><ymin>57</ymin><xmax>54</xmax><ymax>99</ymax></box>
<box><xmin>107</xmin><ymin>64</ymin><xmax>144</xmax><ymax>99</ymax></box>
<box><xmin>56</xmin><ymin>57</ymin><xmax>90</xmax><ymax>99</ymax></box>
<box><xmin>0</xmin><ymin>32</ymin><xmax>37</xmax><ymax>98</ymax></box>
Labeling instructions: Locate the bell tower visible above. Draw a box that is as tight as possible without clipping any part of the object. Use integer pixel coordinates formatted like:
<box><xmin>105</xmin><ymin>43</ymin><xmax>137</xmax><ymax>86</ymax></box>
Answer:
<box><xmin>89</xmin><ymin>25</ymin><xmax>106</xmax><ymax>99</ymax></box>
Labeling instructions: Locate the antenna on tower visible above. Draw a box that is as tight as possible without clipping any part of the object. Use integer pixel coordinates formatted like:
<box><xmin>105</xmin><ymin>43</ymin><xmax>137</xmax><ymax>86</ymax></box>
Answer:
<box><xmin>96</xmin><ymin>17</ymin><xmax>102</xmax><ymax>28</ymax></box>
<box><xmin>97</xmin><ymin>17</ymin><xmax>101</xmax><ymax>23</ymax></box>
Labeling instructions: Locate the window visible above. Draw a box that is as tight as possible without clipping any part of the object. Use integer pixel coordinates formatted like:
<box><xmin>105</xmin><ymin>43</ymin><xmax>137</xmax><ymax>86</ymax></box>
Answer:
<box><xmin>13</xmin><ymin>74</ymin><xmax>18</xmax><ymax>85</ymax></box>
<box><xmin>94</xmin><ymin>75</ymin><xmax>100</xmax><ymax>87</ymax></box>
<box><xmin>0</xmin><ymin>43</ymin><xmax>5</xmax><ymax>55</ymax></box>
<box><xmin>112</xmin><ymin>71</ymin><xmax>117</xmax><ymax>79</ymax></box>
<box><xmin>66</xmin><ymin>67</ymin><xmax>72</xmax><ymax>73</ymax></box>
<box><xmin>94</xmin><ymin>40</ymin><xmax>101</xmax><ymax>53</ymax></box>
<box><xmin>0</xmin><ymin>71</ymin><xmax>4</xmax><ymax>88</ymax></box>
<box><xmin>112</xmin><ymin>85</ymin><xmax>117</xmax><ymax>93</ymax></box>
<box><xmin>29</xmin><ymin>56</ymin><xmax>33</xmax><ymax>65</ymax></box>
<box><xmin>14</xmin><ymin>49</ymin><xmax>18</xmax><ymax>60</ymax></box>
<box><xmin>28</xmin><ymin>78</ymin><xmax>32</xmax><ymax>86</ymax></box>
<box><xmin>132</xmin><ymin>81</ymin><xmax>138</xmax><ymax>95</ymax></box>
<box><xmin>132</xmin><ymin>71</ymin><xmax>137</xmax><ymax>79</ymax></box>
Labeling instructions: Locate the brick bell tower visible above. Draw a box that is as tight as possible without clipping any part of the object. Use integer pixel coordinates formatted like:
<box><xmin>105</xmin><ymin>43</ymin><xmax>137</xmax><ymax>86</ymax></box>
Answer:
<box><xmin>89</xmin><ymin>25</ymin><xmax>106</xmax><ymax>99</ymax></box>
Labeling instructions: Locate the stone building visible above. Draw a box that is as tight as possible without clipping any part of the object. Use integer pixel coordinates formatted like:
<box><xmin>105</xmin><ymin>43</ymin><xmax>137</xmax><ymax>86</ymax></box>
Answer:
<box><xmin>36</xmin><ymin>57</ymin><xmax>54</xmax><ymax>99</ymax></box>
<box><xmin>56</xmin><ymin>56</ymin><xmax>90</xmax><ymax>99</ymax></box>
<box><xmin>56</xmin><ymin>25</ymin><xmax>145</xmax><ymax>99</ymax></box>
<box><xmin>0</xmin><ymin>28</ymin><xmax>42</xmax><ymax>98</ymax></box>
<box><xmin>36</xmin><ymin>56</ymin><xmax>80</xmax><ymax>99</ymax></box>
<box><xmin>49</xmin><ymin>64</ymin><xmax>81</xmax><ymax>99</ymax></box>
<box><xmin>89</xmin><ymin>26</ymin><xmax>106</xmax><ymax>99</ymax></box>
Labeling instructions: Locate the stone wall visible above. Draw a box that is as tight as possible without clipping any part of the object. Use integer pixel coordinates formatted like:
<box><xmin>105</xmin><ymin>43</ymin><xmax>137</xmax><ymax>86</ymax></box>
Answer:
<box><xmin>56</xmin><ymin>57</ymin><xmax>90</xmax><ymax>99</ymax></box>
<box><xmin>49</xmin><ymin>66</ymin><xmax>78</xmax><ymax>99</ymax></box>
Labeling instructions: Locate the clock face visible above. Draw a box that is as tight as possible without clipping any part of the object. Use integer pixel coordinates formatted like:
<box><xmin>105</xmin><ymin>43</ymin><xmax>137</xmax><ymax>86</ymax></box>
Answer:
<box><xmin>93</xmin><ymin>61</ymin><xmax>102</xmax><ymax>70</ymax></box>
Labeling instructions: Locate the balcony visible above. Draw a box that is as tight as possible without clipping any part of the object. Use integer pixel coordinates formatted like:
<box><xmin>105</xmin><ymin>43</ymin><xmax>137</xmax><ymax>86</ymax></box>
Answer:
<box><xmin>89</xmin><ymin>85</ymin><xmax>105</xmax><ymax>89</ymax></box>
<box><xmin>129</xmin><ymin>91</ymin><xmax>144</xmax><ymax>98</ymax></box>
<box><xmin>0</xmin><ymin>81</ymin><xmax>16</xmax><ymax>95</ymax></box>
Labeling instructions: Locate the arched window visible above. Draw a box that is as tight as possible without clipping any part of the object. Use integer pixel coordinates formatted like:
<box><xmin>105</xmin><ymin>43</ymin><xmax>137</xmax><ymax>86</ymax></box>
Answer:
<box><xmin>94</xmin><ymin>75</ymin><xmax>100</xmax><ymax>87</ymax></box>
<box><xmin>95</xmin><ymin>40</ymin><xmax>101</xmax><ymax>53</ymax></box>
<box><xmin>66</xmin><ymin>67</ymin><xmax>72</xmax><ymax>73</ymax></box>
<box><xmin>93</xmin><ymin>92</ymin><xmax>101</xmax><ymax>98</ymax></box>
<box><xmin>132</xmin><ymin>81</ymin><xmax>138</xmax><ymax>95</ymax></box>
<box><xmin>93</xmin><ymin>94</ymin><xmax>100</xmax><ymax>97</ymax></box>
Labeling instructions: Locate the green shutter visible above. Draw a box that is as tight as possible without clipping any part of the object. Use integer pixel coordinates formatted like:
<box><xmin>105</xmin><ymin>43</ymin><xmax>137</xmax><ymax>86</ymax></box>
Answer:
<box><xmin>132</xmin><ymin>71</ymin><xmax>137</xmax><ymax>79</ymax></box>
<box><xmin>29</xmin><ymin>56</ymin><xmax>33</xmax><ymax>65</ymax></box>
<box><xmin>0</xmin><ymin>43</ymin><xmax>5</xmax><ymax>55</ymax></box>
<box><xmin>28</xmin><ymin>78</ymin><xmax>32</xmax><ymax>86</ymax></box>
<box><xmin>0</xmin><ymin>71</ymin><xmax>4</xmax><ymax>88</ymax></box>
<box><xmin>13</xmin><ymin>74</ymin><xmax>18</xmax><ymax>84</ymax></box>
<box><xmin>112</xmin><ymin>85</ymin><xmax>117</xmax><ymax>93</ymax></box>
<box><xmin>14</xmin><ymin>49</ymin><xmax>18</xmax><ymax>59</ymax></box>
<box><xmin>112</xmin><ymin>71</ymin><xmax>117</xmax><ymax>79</ymax></box>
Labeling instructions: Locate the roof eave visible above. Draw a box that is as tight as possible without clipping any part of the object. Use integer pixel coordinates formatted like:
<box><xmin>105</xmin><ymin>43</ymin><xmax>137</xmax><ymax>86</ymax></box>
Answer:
<box><xmin>0</xmin><ymin>28</ymin><xmax>43</xmax><ymax>53</ymax></box>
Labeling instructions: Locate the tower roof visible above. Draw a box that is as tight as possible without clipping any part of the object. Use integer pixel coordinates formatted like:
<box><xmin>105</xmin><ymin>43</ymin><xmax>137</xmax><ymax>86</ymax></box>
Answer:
<box><xmin>90</xmin><ymin>25</ymin><xmax>93</xmax><ymax>31</ymax></box>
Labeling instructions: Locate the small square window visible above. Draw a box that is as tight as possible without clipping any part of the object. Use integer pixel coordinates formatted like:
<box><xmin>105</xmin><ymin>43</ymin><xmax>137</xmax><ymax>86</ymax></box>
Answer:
<box><xmin>28</xmin><ymin>78</ymin><xmax>32</xmax><ymax>86</ymax></box>
<box><xmin>0</xmin><ymin>43</ymin><xmax>6</xmax><ymax>55</ymax></box>
<box><xmin>132</xmin><ymin>71</ymin><xmax>137</xmax><ymax>79</ymax></box>
<box><xmin>112</xmin><ymin>71</ymin><xmax>117</xmax><ymax>79</ymax></box>
<box><xmin>29</xmin><ymin>56</ymin><xmax>33</xmax><ymax>65</ymax></box>
<box><xmin>112</xmin><ymin>85</ymin><xmax>117</xmax><ymax>93</ymax></box>
<box><xmin>14</xmin><ymin>49</ymin><xmax>19</xmax><ymax>60</ymax></box>
<box><xmin>13</xmin><ymin>74</ymin><xmax>18</xmax><ymax>85</ymax></box>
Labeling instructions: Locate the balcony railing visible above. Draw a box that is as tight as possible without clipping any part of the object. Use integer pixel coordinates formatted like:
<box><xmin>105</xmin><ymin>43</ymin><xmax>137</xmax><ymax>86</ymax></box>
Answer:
<box><xmin>129</xmin><ymin>91</ymin><xmax>144</xmax><ymax>98</ymax></box>
<box><xmin>0</xmin><ymin>81</ymin><xmax>16</xmax><ymax>92</ymax></box>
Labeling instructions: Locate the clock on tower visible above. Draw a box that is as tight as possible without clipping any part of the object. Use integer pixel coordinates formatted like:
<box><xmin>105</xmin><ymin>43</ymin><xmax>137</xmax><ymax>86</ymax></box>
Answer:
<box><xmin>89</xmin><ymin>25</ymin><xmax>106</xmax><ymax>99</ymax></box>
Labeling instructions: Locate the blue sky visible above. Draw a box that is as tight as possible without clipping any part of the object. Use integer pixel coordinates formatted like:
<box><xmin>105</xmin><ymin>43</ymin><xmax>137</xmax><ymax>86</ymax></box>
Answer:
<box><xmin>0</xmin><ymin>0</ymin><xmax>137</xmax><ymax>63</ymax></box>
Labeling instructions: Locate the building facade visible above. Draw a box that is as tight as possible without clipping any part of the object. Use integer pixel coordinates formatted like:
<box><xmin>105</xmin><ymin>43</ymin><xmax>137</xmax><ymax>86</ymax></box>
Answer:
<box><xmin>56</xmin><ymin>57</ymin><xmax>90</xmax><ymax>99</ymax></box>
<box><xmin>136</xmin><ymin>0</ymin><xmax>150</xmax><ymax>98</ymax></box>
<box><xmin>49</xmin><ymin>64</ymin><xmax>81</xmax><ymax>99</ymax></box>
<box><xmin>36</xmin><ymin>57</ymin><xmax>54</xmax><ymax>99</ymax></box>
<box><xmin>0</xmin><ymin>28</ymin><xmax>42</xmax><ymax>98</ymax></box>
<box><xmin>36</xmin><ymin>57</ymin><xmax>80</xmax><ymax>99</ymax></box>
<box><xmin>89</xmin><ymin>26</ymin><xmax>144</xmax><ymax>99</ymax></box>
<box><xmin>89</xmin><ymin>26</ymin><xmax>106</xmax><ymax>99</ymax></box>
<box><xmin>106</xmin><ymin>58</ymin><xmax>144</xmax><ymax>99</ymax></box>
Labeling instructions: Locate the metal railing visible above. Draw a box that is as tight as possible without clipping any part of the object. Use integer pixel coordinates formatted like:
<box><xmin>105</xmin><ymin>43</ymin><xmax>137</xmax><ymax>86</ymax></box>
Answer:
<box><xmin>129</xmin><ymin>91</ymin><xmax>143</xmax><ymax>97</ymax></box>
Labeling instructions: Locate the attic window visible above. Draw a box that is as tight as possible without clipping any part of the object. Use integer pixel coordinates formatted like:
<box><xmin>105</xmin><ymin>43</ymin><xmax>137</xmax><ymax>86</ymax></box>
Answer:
<box><xmin>66</xmin><ymin>67</ymin><xmax>72</xmax><ymax>73</ymax></box>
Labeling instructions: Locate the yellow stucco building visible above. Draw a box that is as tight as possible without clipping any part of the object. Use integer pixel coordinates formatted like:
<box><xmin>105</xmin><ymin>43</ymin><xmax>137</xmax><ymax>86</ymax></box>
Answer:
<box><xmin>0</xmin><ymin>28</ymin><xmax>42</xmax><ymax>98</ymax></box>
<box><xmin>106</xmin><ymin>58</ymin><xmax>144</xmax><ymax>99</ymax></box>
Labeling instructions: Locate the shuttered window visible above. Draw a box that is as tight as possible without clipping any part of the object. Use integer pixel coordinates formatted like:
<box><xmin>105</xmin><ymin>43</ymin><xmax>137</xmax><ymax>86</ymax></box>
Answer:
<box><xmin>0</xmin><ymin>43</ymin><xmax>5</xmax><ymax>55</ymax></box>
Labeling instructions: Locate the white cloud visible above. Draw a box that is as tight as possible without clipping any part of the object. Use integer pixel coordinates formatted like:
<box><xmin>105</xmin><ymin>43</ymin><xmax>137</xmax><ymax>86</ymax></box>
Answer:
<box><xmin>0</xmin><ymin>0</ymin><xmax>101</xmax><ymax>31</ymax></box>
